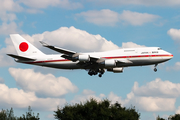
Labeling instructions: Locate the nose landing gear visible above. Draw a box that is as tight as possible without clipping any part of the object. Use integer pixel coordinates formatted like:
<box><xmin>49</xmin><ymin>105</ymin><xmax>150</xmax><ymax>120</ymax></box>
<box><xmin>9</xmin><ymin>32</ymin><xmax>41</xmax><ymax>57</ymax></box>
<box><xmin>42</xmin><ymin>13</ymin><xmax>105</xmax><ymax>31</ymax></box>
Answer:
<box><xmin>154</xmin><ymin>64</ymin><xmax>158</xmax><ymax>72</ymax></box>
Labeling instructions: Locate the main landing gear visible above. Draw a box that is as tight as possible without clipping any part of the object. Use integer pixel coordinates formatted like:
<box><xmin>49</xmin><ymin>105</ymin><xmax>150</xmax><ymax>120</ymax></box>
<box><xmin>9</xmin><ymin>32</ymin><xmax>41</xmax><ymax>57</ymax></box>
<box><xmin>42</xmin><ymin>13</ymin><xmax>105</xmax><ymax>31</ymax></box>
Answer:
<box><xmin>98</xmin><ymin>69</ymin><xmax>105</xmax><ymax>77</ymax></box>
<box><xmin>154</xmin><ymin>64</ymin><xmax>158</xmax><ymax>72</ymax></box>
<box><xmin>88</xmin><ymin>69</ymin><xmax>105</xmax><ymax>77</ymax></box>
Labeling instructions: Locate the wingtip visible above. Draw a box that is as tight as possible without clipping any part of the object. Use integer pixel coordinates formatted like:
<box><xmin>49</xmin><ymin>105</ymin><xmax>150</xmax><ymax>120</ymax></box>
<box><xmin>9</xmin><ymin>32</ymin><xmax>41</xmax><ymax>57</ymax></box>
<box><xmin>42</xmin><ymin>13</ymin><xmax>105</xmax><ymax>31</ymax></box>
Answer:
<box><xmin>6</xmin><ymin>54</ymin><xmax>11</xmax><ymax>56</ymax></box>
<box><xmin>39</xmin><ymin>41</ymin><xmax>49</xmax><ymax>47</ymax></box>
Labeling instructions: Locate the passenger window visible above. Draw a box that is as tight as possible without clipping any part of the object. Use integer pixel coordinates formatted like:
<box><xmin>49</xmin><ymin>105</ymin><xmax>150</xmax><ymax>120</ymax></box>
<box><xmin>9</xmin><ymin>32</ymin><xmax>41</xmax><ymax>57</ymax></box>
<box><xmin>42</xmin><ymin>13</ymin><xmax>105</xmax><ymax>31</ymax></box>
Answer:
<box><xmin>152</xmin><ymin>51</ymin><xmax>158</xmax><ymax>53</ymax></box>
<box><xmin>141</xmin><ymin>52</ymin><xmax>148</xmax><ymax>54</ymax></box>
<box><xmin>124</xmin><ymin>50</ymin><xmax>135</xmax><ymax>52</ymax></box>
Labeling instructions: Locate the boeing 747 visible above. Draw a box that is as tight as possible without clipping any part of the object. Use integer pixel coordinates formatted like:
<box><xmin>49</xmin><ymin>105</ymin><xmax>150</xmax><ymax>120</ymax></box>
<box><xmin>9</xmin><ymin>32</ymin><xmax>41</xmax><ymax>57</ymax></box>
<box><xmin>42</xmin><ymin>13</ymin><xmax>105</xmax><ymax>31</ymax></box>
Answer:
<box><xmin>7</xmin><ymin>34</ymin><xmax>173</xmax><ymax>77</ymax></box>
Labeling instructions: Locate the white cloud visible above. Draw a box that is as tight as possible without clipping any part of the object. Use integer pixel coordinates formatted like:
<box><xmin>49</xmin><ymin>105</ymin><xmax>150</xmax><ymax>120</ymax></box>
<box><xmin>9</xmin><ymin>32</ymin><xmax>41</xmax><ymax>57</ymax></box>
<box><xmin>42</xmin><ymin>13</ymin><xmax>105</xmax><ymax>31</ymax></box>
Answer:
<box><xmin>124</xmin><ymin>78</ymin><xmax>180</xmax><ymax>111</ymax></box>
<box><xmin>125</xmin><ymin>95</ymin><xmax>176</xmax><ymax>111</ymax></box>
<box><xmin>71</xmin><ymin>89</ymin><xmax>105</xmax><ymax>103</ymax></box>
<box><xmin>108</xmin><ymin>92</ymin><xmax>124</xmax><ymax>104</ymax></box>
<box><xmin>25</xmin><ymin>26</ymin><xmax>119</xmax><ymax>52</ymax></box>
<box><xmin>0</xmin><ymin>12</ymin><xmax>17</xmax><ymax>22</ymax></box>
<box><xmin>122</xmin><ymin>42</ymin><xmax>145</xmax><ymax>48</ymax></box>
<box><xmin>119</xmin><ymin>10</ymin><xmax>160</xmax><ymax>26</ymax></box>
<box><xmin>75</xmin><ymin>9</ymin><xmax>160</xmax><ymax>26</ymax></box>
<box><xmin>66</xmin><ymin>78</ymin><xmax>180</xmax><ymax>112</ymax></box>
<box><xmin>57</xmin><ymin>0</ymin><xmax>83</xmax><ymax>10</ymax></box>
<box><xmin>0</xmin><ymin>37</ymin><xmax>16</xmax><ymax>67</ymax></box>
<box><xmin>0</xmin><ymin>0</ymin><xmax>82</xmax><ymax>23</ymax></box>
<box><xmin>26</xmin><ymin>9</ymin><xmax>44</xmax><ymax>14</ymax></box>
<box><xmin>72</xmin><ymin>88</ymin><xmax>176</xmax><ymax>112</ymax></box>
<box><xmin>166</xmin><ymin>62</ymin><xmax>180</xmax><ymax>71</ymax></box>
<box><xmin>76</xmin><ymin>9</ymin><xmax>119</xmax><ymax>26</ymax></box>
<box><xmin>107</xmin><ymin>92</ymin><xmax>175</xmax><ymax>112</ymax></box>
<box><xmin>167</xmin><ymin>28</ymin><xmax>180</xmax><ymax>42</ymax></box>
<box><xmin>107</xmin><ymin>78</ymin><xmax>180</xmax><ymax>112</ymax></box>
<box><xmin>0</xmin><ymin>0</ymin><xmax>83</xmax><ymax>19</ymax></box>
<box><xmin>19</xmin><ymin>0</ymin><xmax>83</xmax><ymax>10</ymax></box>
<box><xmin>19</xmin><ymin>0</ymin><xmax>60</xmax><ymax>9</ymax></box>
<box><xmin>0</xmin><ymin>0</ymin><xmax>23</xmax><ymax>12</ymax></box>
<box><xmin>0</xmin><ymin>77</ymin><xmax>4</xmax><ymax>84</ymax></box>
<box><xmin>176</xmin><ymin>106</ymin><xmax>180</xmax><ymax>114</ymax></box>
<box><xmin>132</xmin><ymin>78</ymin><xmax>180</xmax><ymax>98</ymax></box>
<box><xmin>0</xmin><ymin>1</ymin><xmax>22</xmax><ymax>36</ymax></box>
<box><xmin>0</xmin><ymin>22</ymin><xmax>21</xmax><ymax>35</ymax></box>
<box><xmin>88</xmin><ymin>0</ymin><xmax>180</xmax><ymax>7</ymax></box>
<box><xmin>9</xmin><ymin>68</ymin><xmax>78</xmax><ymax>98</ymax></box>
<box><xmin>0</xmin><ymin>83</ymin><xmax>66</xmax><ymax>111</ymax></box>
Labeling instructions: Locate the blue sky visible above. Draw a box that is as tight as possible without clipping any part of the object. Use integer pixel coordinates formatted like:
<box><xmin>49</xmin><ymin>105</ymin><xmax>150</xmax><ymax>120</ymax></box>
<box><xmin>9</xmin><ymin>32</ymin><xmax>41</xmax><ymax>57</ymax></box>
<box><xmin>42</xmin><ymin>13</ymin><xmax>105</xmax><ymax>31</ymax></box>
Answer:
<box><xmin>1</xmin><ymin>0</ymin><xmax>180</xmax><ymax>119</ymax></box>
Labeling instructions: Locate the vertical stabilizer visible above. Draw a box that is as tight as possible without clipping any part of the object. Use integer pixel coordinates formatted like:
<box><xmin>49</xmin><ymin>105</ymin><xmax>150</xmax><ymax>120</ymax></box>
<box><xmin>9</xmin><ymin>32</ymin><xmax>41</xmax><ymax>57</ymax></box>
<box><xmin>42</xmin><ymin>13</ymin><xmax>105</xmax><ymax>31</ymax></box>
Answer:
<box><xmin>10</xmin><ymin>34</ymin><xmax>45</xmax><ymax>57</ymax></box>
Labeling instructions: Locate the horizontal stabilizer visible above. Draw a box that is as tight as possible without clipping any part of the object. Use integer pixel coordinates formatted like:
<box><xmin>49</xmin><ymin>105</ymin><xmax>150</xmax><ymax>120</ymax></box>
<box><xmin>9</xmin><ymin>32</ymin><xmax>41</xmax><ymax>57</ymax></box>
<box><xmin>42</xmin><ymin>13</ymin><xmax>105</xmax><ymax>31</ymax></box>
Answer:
<box><xmin>7</xmin><ymin>54</ymin><xmax>36</xmax><ymax>61</ymax></box>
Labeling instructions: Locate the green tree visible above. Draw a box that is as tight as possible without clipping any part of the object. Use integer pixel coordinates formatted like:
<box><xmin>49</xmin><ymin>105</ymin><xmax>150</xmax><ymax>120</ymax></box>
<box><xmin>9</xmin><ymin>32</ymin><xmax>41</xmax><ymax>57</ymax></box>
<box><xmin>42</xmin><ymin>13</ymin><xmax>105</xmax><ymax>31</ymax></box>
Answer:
<box><xmin>54</xmin><ymin>98</ymin><xmax>140</xmax><ymax>120</ymax></box>
<box><xmin>168</xmin><ymin>114</ymin><xmax>180</xmax><ymax>120</ymax></box>
<box><xmin>0</xmin><ymin>106</ymin><xmax>39</xmax><ymax>120</ymax></box>
<box><xmin>18</xmin><ymin>106</ymin><xmax>40</xmax><ymax>120</ymax></box>
<box><xmin>0</xmin><ymin>108</ymin><xmax>17</xmax><ymax>120</ymax></box>
<box><xmin>0</xmin><ymin>110</ymin><xmax>6</xmax><ymax>120</ymax></box>
<box><xmin>156</xmin><ymin>115</ymin><xmax>165</xmax><ymax>120</ymax></box>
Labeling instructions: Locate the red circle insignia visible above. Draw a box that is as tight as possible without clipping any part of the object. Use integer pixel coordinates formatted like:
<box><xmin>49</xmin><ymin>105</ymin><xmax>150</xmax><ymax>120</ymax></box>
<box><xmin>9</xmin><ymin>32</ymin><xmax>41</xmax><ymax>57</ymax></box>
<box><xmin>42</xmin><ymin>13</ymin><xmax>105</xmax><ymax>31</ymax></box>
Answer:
<box><xmin>19</xmin><ymin>42</ymin><xmax>29</xmax><ymax>52</ymax></box>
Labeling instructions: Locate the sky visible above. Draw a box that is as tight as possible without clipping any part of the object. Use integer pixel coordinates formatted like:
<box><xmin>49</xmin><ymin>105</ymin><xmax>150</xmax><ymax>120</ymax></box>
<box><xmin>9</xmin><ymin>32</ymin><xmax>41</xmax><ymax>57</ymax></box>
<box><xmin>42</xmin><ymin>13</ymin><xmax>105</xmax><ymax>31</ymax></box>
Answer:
<box><xmin>1</xmin><ymin>0</ymin><xmax>180</xmax><ymax>119</ymax></box>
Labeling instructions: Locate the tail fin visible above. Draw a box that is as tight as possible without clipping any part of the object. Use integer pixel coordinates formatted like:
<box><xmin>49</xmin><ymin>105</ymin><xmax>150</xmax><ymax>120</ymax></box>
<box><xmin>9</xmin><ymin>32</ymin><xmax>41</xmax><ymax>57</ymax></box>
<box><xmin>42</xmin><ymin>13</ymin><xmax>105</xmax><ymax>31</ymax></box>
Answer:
<box><xmin>10</xmin><ymin>34</ymin><xmax>45</xmax><ymax>57</ymax></box>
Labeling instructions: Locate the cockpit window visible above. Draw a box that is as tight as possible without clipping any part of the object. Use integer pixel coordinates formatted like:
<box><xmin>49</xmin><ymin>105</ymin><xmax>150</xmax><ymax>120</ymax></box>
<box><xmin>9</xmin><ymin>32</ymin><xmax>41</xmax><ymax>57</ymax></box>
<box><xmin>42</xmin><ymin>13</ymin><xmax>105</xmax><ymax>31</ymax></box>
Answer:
<box><xmin>158</xmin><ymin>48</ymin><xmax>162</xmax><ymax>50</ymax></box>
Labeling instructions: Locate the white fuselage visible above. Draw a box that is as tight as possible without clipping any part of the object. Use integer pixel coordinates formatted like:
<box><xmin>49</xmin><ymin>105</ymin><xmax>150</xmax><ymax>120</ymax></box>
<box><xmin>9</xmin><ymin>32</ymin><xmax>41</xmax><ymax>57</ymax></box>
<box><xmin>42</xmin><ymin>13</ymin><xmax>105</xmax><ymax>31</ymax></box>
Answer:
<box><xmin>17</xmin><ymin>47</ymin><xmax>173</xmax><ymax>69</ymax></box>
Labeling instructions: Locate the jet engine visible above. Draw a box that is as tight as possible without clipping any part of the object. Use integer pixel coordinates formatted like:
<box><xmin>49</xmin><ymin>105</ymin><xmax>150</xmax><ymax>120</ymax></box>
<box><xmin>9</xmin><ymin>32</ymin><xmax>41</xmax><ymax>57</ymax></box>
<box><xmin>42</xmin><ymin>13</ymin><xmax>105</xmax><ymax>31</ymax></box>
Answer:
<box><xmin>107</xmin><ymin>67</ymin><xmax>123</xmax><ymax>73</ymax></box>
<box><xmin>78</xmin><ymin>55</ymin><xmax>90</xmax><ymax>62</ymax></box>
<box><xmin>104</xmin><ymin>59</ymin><xmax>116</xmax><ymax>67</ymax></box>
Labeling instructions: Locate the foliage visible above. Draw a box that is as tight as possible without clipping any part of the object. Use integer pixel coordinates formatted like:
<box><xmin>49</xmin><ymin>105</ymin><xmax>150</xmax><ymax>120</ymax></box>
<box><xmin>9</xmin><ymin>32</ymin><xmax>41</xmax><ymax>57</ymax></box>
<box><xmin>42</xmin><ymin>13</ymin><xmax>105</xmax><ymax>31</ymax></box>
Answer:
<box><xmin>18</xmin><ymin>106</ymin><xmax>40</xmax><ymax>120</ymax></box>
<box><xmin>168</xmin><ymin>114</ymin><xmax>180</xmax><ymax>120</ymax></box>
<box><xmin>0</xmin><ymin>106</ymin><xmax>39</xmax><ymax>120</ymax></box>
<box><xmin>156</xmin><ymin>115</ymin><xmax>165</xmax><ymax>120</ymax></box>
<box><xmin>54</xmin><ymin>98</ymin><xmax>140</xmax><ymax>120</ymax></box>
<box><xmin>0</xmin><ymin>108</ymin><xmax>16</xmax><ymax>120</ymax></box>
<box><xmin>0</xmin><ymin>110</ymin><xmax>6</xmax><ymax>120</ymax></box>
<box><xmin>157</xmin><ymin>114</ymin><xmax>180</xmax><ymax>120</ymax></box>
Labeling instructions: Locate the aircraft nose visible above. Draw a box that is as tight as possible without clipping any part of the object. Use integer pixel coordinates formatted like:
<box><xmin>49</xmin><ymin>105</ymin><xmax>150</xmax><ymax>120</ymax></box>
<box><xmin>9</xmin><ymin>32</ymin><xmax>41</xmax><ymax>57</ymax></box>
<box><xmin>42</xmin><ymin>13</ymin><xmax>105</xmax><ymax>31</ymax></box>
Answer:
<box><xmin>166</xmin><ymin>52</ymin><xmax>173</xmax><ymax>60</ymax></box>
<box><xmin>170</xmin><ymin>53</ymin><xmax>173</xmax><ymax>59</ymax></box>
<box><xmin>169</xmin><ymin>54</ymin><xmax>173</xmax><ymax>59</ymax></box>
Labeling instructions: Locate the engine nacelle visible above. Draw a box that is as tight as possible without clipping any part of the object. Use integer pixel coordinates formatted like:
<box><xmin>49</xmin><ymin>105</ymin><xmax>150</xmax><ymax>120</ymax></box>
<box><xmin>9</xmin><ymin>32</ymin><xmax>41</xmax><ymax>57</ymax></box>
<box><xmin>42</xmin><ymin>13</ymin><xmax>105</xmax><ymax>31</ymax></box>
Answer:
<box><xmin>78</xmin><ymin>55</ymin><xmax>90</xmax><ymax>62</ymax></box>
<box><xmin>107</xmin><ymin>67</ymin><xmax>123</xmax><ymax>73</ymax></box>
<box><xmin>104</xmin><ymin>59</ymin><xmax>116</xmax><ymax>67</ymax></box>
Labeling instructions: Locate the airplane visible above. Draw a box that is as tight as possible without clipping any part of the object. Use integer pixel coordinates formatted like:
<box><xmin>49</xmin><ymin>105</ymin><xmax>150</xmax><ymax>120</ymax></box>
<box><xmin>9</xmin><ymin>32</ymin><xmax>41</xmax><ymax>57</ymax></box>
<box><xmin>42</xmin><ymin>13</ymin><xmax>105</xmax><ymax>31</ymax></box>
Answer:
<box><xmin>7</xmin><ymin>34</ymin><xmax>173</xmax><ymax>77</ymax></box>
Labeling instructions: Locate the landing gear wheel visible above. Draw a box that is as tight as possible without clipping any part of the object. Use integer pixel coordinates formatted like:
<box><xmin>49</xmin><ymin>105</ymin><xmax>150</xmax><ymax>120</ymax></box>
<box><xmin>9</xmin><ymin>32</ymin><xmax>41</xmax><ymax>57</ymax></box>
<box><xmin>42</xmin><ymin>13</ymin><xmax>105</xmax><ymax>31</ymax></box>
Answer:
<box><xmin>154</xmin><ymin>64</ymin><xmax>158</xmax><ymax>72</ymax></box>
<box><xmin>88</xmin><ymin>69</ymin><xmax>105</xmax><ymax>77</ymax></box>
<box><xmin>154</xmin><ymin>68</ymin><xmax>157</xmax><ymax>72</ymax></box>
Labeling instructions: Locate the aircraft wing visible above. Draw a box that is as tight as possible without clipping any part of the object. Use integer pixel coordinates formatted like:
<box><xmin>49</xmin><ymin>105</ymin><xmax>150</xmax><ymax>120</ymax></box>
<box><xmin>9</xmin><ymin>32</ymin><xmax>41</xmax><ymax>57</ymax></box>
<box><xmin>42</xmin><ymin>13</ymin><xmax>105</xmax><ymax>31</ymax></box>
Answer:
<box><xmin>40</xmin><ymin>41</ymin><xmax>101</xmax><ymax>62</ymax></box>
<box><xmin>39</xmin><ymin>41</ymin><xmax>76</xmax><ymax>56</ymax></box>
